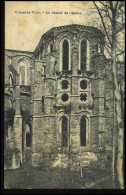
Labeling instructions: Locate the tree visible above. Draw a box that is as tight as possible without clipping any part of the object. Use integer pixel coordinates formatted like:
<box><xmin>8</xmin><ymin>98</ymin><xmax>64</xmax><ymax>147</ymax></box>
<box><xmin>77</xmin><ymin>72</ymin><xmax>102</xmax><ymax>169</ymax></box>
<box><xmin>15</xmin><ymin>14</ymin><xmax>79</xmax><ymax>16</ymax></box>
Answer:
<box><xmin>92</xmin><ymin>1</ymin><xmax>125</xmax><ymax>189</ymax></box>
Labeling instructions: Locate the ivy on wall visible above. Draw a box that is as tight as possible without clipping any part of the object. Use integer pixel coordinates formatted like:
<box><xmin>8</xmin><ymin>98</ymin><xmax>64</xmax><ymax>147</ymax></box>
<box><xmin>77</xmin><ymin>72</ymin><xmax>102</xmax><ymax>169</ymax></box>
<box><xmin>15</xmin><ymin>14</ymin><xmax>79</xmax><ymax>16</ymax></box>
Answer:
<box><xmin>5</xmin><ymin>107</ymin><xmax>15</xmax><ymax>128</ymax></box>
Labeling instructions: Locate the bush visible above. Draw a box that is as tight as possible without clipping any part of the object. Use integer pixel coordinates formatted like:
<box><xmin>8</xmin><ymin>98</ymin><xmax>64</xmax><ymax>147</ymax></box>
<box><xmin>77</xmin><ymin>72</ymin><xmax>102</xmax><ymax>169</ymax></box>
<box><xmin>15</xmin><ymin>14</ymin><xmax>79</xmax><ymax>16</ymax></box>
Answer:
<box><xmin>4</xmin><ymin>148</ymin><xmax>20</xmax><ymax>168</ymax></box>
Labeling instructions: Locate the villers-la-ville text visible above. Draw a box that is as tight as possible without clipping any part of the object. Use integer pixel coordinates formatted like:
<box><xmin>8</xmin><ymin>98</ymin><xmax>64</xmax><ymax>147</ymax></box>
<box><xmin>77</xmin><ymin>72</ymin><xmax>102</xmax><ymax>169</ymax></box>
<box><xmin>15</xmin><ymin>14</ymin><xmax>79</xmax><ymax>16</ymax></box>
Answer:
<box><xmin>15</xmin><ymin>11</ymin><xmax>82</xmax><ymax>15</ymax></box>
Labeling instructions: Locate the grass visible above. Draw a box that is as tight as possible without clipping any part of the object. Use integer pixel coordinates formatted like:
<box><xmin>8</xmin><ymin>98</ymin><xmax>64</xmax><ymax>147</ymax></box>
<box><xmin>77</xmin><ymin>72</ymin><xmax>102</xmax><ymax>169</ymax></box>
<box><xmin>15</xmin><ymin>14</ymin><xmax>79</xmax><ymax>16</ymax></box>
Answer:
<box><xmin>4</xmin><ymin>166</ymin><xmax>114</xmax><ymax>189</ymax></box>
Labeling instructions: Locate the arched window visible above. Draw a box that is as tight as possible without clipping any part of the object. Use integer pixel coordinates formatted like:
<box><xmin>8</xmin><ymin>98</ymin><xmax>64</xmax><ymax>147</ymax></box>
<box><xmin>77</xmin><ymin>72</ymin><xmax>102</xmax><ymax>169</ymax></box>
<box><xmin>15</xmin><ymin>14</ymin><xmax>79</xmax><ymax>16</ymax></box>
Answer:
<box><xmin>50</xmin><ymin>44</ymin><xmax>53</xmax><ymax>53</ymax></box>
<box><xmin>18</xmin><ymin>60</ymin><xmax>27</xmax><ymax>85</ymax></box>
<box><xmin>26</xmin><ymin>124</ymin><xmax>31</xmax><ymax>147</ymax></box>
<box><xmin>96</xmin><ymin>43</ymin><xmax>101</xmax><ymax>53</ymax></box>
<box><xmin>9</xmin><ymin>97</ymin><xmax>13</xmax><ymax>108</ymax></box>
<box><xmin>98</xmin><ymin>44</ymin><xmax>101</xmax><ymax>53</ymax></box>
<box><xmin>9</xmin><ymin>73</ymin><xmax>13</xmax><ymax>87</ymax></box>
<box><xmin>81</xmin><ymin>39</ymin><xmax>87</xmax><ymax>71</ymax></box>
<box><xmin>80</xmin><ymin>39</ymin><xmax>90</xmax><ymax>71</ymax></box>
<box><xmin>63</xmin><ymin>39</ymin><xmax>69</xmax><ymax>71</ymax></box>
<box><xmin>42</xmin><ymin>96</ymin><xmax>44</xmax><ymax>112</ymax></box>
<box><xmin>62</xmin><ymin>116</ymin><xmax>68</xmax><ymax>147</ymax></box>
<box><xmin>48</xmin><ymin>43</ymin><xmax>53</xmax><ymax>53</ymax></box>
<box><xmin>80</xmin><ymin>116</ymin><xmax>86</xmax><ymax>146</ymax></box>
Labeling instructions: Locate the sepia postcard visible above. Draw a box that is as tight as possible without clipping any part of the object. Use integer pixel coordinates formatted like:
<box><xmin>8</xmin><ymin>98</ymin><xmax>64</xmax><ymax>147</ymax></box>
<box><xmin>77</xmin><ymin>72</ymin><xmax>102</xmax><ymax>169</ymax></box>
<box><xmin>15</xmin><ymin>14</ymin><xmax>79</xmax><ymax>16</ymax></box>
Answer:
<box><xmin>4</xmin><ymin>1</ymin><xmax>125</xmax><ymax>191</ymax></box>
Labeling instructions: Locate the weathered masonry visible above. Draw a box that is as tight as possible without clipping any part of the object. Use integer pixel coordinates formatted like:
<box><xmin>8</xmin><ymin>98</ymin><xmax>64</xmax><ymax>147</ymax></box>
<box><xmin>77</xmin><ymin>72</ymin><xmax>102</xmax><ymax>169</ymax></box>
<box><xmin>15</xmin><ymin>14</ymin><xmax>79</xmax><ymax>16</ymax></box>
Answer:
<box><xmin>4</xmin><ymin>24</ymin><xmax>124</xmax><ymax>169</ymax></box>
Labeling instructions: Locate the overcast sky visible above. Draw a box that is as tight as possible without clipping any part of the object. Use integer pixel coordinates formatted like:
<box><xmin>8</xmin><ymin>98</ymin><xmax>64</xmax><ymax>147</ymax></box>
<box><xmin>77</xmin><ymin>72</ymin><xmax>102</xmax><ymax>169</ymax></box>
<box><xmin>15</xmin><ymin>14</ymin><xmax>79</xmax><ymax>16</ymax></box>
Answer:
<box><xmin>5</xmin><ymin>1</ymin><xmax>94</xmax><ymax>52</ymax></box>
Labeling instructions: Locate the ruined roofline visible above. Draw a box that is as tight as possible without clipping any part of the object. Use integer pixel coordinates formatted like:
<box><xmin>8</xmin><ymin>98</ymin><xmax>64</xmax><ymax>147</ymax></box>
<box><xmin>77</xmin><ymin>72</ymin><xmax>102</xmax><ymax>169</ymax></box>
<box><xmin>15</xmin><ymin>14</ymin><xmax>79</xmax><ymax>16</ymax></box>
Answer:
<box><xmin>34</xmin><ymin>24</ymin><xmax>105</xmax><ymax>54</ymax></box>
<box><xmin>5</xmin><ymin>49</ymin><xmax>34</xmax><ymax>54</ymax></box>
<box><xmin>44</xmin><ymin>24</ymin><xmax>105</xmax><ymax>37</ymax></box>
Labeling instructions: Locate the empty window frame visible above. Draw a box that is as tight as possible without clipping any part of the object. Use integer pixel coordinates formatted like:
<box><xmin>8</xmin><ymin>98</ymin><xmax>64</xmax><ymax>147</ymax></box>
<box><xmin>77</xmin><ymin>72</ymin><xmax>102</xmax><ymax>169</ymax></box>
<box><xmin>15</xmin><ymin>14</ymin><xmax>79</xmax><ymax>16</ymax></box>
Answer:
<box><xmin>26</xmin><ymin>124</ymin><xmax>31</xmax><ymax>147</ymax></box>
<box><xmin>9</xmin><ymin>73</ymin><xmax>13</xmax><ymax>87</ymax></box>
<box><xmin>80</xmin><ymin>116</ymin><xmax>86</xmax><ymax>146</ymax></box>
<box><xmin>42</xmin><ymin>96</ymin><xmax>44</xmax><ymax>112</ymax></box>
<box><xmin>18</xmin><ymin>60</ymin><xmax>27</xmax><ymax>85</ymax></box>
<box><xmin>62</xmin><ymin>116</ymin><xmax>68</xmax><ymax>147</ymax></box>
<box><xmin>80</xmin><ymin>39</ymin><xmax>90</xmax><ymax>71</ymax></box>
<box><xmin>63</xmin><ymin>39</ymin><xmax>69</xmax><ymax>71</ymax></box>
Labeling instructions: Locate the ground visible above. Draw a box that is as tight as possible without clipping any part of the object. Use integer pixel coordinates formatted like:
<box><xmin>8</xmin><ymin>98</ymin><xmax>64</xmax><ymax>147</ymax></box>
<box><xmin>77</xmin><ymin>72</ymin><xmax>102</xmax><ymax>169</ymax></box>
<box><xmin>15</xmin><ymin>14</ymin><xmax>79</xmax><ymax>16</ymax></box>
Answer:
<box><xmin>4</xmin><ymin>165</ymin><xmax>115</xmax><ymax>189</ymax></box>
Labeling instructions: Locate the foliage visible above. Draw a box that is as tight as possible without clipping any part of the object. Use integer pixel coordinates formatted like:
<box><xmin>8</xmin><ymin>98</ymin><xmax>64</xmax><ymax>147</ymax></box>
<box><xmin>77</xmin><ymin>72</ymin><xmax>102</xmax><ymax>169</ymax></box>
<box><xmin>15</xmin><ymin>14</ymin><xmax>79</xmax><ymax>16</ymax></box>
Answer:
<box><xmin>5</xmin><ymin>108</ymin><xmax>15</xmax><ymax>127</ymax></box>
<box><xmin>92</xmin><ymin>1</ymin><xmax>125</xmax><ymax>189</ymax></box>
<box><xmin>4</xmin><ymin>148</ymin><xmax>20</xmax><ymax>168</ymax></box>
<box><xmin>86</xmin><ymin>1</ymin><xmax>125</xmax><ymax>61</ymax></box>
<box><xmin>21</xmin><ymin>109</ymin><xmax>30</xmax><ymax>121</ymax></box>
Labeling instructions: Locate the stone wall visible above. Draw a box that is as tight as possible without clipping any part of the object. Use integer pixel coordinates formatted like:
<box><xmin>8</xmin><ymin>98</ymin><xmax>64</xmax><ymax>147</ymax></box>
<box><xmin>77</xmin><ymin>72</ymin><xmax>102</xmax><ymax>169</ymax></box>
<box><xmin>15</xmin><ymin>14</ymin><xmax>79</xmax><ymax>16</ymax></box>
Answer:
<box><xmin>4</xmin><ymin>25</ymin><xmax>120</xmax><ymax>170</ymax></box>
<box><xmin>31</xmin><ymin>25</ymin><xmax>113</xmax><ymax>168</ymax></box>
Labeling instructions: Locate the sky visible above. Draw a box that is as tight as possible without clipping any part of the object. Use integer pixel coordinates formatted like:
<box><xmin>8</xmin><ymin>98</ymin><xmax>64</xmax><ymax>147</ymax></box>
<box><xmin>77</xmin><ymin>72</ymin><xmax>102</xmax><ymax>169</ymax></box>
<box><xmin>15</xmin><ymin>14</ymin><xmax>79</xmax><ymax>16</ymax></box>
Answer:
<box><xmin>5</xmin><ymin>1</ymin><xmax>94</xmax><ymax>52</ymax></box>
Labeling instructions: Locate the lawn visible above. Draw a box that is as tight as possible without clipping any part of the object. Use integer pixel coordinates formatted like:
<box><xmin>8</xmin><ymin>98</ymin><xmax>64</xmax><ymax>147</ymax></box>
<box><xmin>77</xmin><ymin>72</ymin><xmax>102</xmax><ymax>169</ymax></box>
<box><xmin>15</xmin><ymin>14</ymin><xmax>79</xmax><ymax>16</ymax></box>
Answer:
<box><xmin>4</xmin><ymin>166</ymin><xmax>114</xmax><ymax>189</ymax></box>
